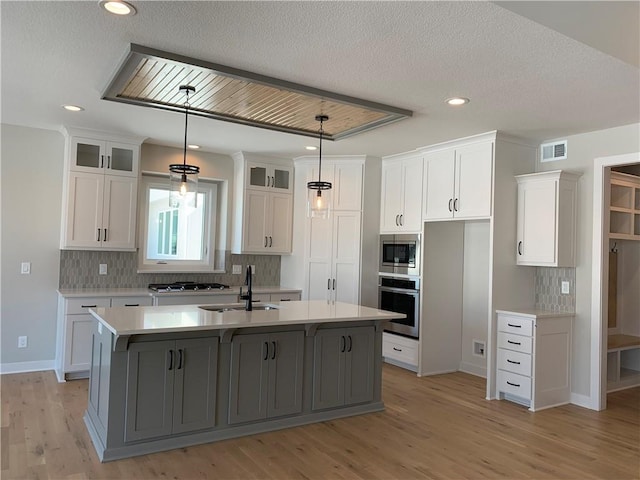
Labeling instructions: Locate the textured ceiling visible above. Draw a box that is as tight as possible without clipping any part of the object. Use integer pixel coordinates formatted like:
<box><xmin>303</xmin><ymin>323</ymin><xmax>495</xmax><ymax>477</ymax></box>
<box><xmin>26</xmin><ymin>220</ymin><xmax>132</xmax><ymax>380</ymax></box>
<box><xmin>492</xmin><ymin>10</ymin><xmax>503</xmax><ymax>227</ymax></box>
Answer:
<box><xmin>1</xmin><ymin>1</ymin><xmax>638</xmax><ymax>158</ymax></box>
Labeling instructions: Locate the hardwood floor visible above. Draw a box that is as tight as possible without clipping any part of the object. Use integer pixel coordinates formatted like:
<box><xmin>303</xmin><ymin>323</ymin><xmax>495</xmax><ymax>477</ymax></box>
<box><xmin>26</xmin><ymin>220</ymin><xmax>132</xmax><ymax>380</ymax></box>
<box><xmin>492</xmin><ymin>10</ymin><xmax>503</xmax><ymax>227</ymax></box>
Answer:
<box><xmin>2</xmin><ymin>365</ymin><xmax>638</xmax><ymax>479</ymax></box>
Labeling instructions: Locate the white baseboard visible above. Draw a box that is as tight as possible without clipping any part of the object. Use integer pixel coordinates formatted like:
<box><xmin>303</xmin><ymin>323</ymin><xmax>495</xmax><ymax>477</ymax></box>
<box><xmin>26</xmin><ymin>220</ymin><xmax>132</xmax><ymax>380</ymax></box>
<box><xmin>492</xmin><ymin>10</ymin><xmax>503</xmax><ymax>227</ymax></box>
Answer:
<box><xmin>459</xmin><ymin>361</ymin><xmax>487</xmax><ymax>378</ymax></box>
<box><xmin>570</xmin><ymin>392</ymin><xmax>596</xmax><ymax>410</ymax></box>
<box><xmin>0</xmin><ymin>360</ymin><xmax>55</xmax><ymax>375</ymax></box>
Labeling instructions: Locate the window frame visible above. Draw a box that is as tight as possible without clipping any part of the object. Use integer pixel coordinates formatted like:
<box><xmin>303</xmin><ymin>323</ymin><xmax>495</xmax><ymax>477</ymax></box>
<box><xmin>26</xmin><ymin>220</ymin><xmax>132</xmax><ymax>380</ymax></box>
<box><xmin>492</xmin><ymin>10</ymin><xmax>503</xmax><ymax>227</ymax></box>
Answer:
<box><xmin>137</xmin><ymin>174</ymin><xmax>218</xmax><ymax>273</ymax></box>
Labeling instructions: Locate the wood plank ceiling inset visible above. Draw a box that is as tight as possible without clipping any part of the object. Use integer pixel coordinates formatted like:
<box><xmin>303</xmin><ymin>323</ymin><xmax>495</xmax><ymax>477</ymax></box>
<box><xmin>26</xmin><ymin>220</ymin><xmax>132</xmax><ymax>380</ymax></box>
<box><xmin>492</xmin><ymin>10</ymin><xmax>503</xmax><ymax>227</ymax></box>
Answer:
<box><xmin>103</xmin><ymin>45</ymin><xmax>412</xmax><ymax>140</ymax></box>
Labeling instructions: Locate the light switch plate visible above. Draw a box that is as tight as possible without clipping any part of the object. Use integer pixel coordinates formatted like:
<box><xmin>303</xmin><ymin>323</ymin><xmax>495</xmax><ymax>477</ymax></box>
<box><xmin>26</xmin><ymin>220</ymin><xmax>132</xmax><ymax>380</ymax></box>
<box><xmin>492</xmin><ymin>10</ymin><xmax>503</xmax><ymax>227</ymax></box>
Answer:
<box><xmin>561</xmin><ymin>280</ymin><xmax>570</xmax><ymax>294</ymax></box>
<box><xmin>20</xmin><ymin>262</ymin><xmax>30</xmax><ymax>274</ymax></box>
<box><xmin>99</xmin><ymin>264</ymin><xmax>108</xmax><ymax>275</ymax></box>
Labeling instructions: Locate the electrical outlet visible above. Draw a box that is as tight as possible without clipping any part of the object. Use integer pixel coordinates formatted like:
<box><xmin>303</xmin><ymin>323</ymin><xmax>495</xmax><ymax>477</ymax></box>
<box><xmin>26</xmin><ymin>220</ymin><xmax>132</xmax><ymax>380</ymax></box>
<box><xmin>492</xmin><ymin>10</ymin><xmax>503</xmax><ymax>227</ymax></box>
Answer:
<box><xmin>20</xmin><ymin>262</ymin><xmax>31</xmax><ymax>274</ymax></box>
<box><xmin>99</xmin><ymin>264</ymin><xmax>108</xmax><ymax>275</ymax></box>
<box><xmin>473</xmin><ymin>340</ymin><xmax>485</xmax><ymax>357</ymax></box>
<box><xmin>561</xmin><ymin>280</ymin><xmax>570</xmax><ymax>295</ymax></box>
<box><xmin>18</xmin><ymin>336</ymin><xmax>27</xmax><ymax>348</ymax></box>
<box><xmin>232</xmin><ymin>264</ymin><xmax>242</xmax><ymax>274</ymax></box>
<box><xmin>249</xmin><ymin>265</ymin><xmax>256</xmax><ymax>274</ymax></box>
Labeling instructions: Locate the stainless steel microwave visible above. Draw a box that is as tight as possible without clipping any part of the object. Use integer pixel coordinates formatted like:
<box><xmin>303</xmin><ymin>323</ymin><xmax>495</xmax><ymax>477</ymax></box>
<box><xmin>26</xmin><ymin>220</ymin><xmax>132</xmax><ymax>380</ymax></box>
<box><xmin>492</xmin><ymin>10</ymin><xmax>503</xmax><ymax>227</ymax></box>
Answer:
<box><xmin>379</xmin><ymin>234</ymin><xmax>421</xmax><ymax>276</ymax></box>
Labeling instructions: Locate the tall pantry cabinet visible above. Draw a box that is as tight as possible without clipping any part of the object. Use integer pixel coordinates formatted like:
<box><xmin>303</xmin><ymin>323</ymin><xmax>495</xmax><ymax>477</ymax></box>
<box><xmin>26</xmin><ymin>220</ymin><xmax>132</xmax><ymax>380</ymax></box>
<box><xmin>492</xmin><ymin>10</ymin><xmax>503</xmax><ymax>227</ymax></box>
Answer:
<box><xmin>280</xmin><ymin>156</ymin><xmax>382</xmax><ymax>308</ymax></box>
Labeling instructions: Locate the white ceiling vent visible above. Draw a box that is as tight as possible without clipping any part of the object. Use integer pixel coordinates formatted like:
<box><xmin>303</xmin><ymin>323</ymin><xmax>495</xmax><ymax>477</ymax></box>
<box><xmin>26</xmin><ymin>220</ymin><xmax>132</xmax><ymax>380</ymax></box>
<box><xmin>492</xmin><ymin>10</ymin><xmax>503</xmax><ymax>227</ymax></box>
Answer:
<box><xmin>540</xmin><ymin>140</ymin><xmax>567</xmax><ymax>162</ymax></box>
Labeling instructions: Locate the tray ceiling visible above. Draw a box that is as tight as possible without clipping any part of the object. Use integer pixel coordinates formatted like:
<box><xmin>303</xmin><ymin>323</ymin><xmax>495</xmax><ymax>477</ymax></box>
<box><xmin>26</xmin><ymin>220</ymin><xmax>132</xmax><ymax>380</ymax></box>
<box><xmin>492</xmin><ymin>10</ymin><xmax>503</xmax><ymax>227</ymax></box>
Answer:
<box><xmin>103</xmin><ymin>44</ymin><xmax>412</xmax><ymax>141</ymax></box>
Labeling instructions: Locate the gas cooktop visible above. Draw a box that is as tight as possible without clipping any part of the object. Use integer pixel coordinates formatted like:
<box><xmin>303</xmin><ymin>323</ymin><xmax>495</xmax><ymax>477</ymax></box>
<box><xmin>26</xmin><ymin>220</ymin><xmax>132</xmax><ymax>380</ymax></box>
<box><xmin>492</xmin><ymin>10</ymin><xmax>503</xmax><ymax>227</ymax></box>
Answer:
<box><xmin>148</xmin><ymin>281</ymin><xmax>230</xmax><ymax>293</ymax></box>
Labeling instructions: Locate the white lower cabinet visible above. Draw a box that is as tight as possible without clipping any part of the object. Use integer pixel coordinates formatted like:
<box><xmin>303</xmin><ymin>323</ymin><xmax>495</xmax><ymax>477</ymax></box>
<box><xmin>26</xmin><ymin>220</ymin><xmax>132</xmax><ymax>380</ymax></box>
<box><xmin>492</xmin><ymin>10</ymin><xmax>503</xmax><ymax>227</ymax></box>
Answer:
<box><xmin>56</xmin><ymin>294</ymin><xmax>153</xmax><ymax>381</ymax></box>
<box><xmin>495</xmin><ymin>310</ymin><xmax>573</xmax><ymax>411</ymax></box>
<box><xmin>382</xmin><ymin>332</ymin><xmax>418</xmax><ymax>371</ymax></box>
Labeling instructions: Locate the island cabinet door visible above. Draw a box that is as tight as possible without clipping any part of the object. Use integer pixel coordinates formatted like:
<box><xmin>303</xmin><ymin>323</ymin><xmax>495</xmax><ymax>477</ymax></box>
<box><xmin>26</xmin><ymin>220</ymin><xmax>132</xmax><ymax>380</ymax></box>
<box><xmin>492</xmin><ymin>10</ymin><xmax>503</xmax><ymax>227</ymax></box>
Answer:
<box><xmin>229</xmin><ymin>334</ymin><xmax>270</xmax><ymax>424</ymax></box>
<box><xmin>125</xmin><ymin>341</ymin><xmax>175</xmax><ymax>442</ymax></box>
<box><xmin>172</xmin><ymin>338</ymin><xmax>219</xmax><ymax>434</ymax></box>
<box><xmin>312</xmin><ymin>329</ymin><xmax>347</xmax><ymax>410</ymax></box>
<box><xmin>267</xmin><ymin>331</ymin><xmax>304</xmax><ymax>418</ymax></box>
<box><xmin>344</xmin><ymin>326</ymin><xmax>375</xmax><ymax>406</ymax></box>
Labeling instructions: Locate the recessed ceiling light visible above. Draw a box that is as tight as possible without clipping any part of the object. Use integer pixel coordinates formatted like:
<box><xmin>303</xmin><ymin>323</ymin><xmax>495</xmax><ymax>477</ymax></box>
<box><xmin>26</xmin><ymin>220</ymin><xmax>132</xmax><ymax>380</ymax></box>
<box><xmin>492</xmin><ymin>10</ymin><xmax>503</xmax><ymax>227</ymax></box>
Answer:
<box><xmin>62</xmin><ymin>105</ymin><xmax>84</xmax><ymax>112</ymax></box>
<box><xmin>99</xmin><ymin>1</ymin><xmax>136</xmax><ymax>16</ymax></box>
<box><xmin>445</xmin><ymin>97</ymin><xmax>470</xmax><ymax>106</ymax></box>
<box><xmin>305</xmin><ymin>146</ymin><xmax>317</xmax><ymax>151</ymax></box>
<box><xmin>187</xmin><ymin>144</ymin><xmax>200</xmax><ymax>150</ymax></box>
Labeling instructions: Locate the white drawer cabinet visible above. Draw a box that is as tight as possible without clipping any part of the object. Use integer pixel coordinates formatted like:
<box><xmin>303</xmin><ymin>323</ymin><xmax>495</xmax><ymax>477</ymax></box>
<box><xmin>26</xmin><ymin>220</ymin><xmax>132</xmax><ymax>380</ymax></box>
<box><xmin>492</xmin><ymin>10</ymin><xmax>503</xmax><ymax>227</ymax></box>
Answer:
<box><xmin>495</xmin><ymin>310</ymin><xmax>573</xmax><ymax>411</ymax></box>
<box><xmin>382</xmin><ymin>332</ymin><xmax>418</xmax><ymax>371</ymax></box>
<box><xmin>56</xmin><ymin>294</ymin><xmax>152</xmax><ymax>381</ymax></box>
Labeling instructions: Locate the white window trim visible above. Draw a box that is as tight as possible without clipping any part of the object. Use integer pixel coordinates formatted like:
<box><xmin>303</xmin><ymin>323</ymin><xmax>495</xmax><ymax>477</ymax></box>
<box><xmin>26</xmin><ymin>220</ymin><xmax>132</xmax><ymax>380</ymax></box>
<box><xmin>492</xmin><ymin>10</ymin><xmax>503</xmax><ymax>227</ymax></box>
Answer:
<box><xmin>137</xmin><ymin>174</ymin><xmax>218</xmax><ymax>273</ymax></box>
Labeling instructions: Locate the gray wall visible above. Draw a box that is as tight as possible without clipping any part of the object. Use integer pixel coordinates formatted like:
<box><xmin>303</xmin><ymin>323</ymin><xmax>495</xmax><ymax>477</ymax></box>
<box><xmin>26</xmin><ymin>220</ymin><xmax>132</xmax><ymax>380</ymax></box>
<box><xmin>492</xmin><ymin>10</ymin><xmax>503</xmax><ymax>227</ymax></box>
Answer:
<box><xmin>535</xmin><ymin>122</ymin><xmax>640</xmax><ymax>399</ymax></box>
<box><xmin>1</xmin><ymin>125</ymin><xmax>64</xmax><ymax>367</ymax></box>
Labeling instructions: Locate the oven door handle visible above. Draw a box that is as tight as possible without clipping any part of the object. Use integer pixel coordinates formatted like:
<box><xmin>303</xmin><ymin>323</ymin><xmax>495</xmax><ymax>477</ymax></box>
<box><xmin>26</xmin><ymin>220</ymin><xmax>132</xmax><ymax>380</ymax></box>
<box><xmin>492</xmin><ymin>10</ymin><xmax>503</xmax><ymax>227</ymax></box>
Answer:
<box><xmin>379</xmin><ymin>286</ymin><xmax>419</xmax><ymax>295</ymax></box>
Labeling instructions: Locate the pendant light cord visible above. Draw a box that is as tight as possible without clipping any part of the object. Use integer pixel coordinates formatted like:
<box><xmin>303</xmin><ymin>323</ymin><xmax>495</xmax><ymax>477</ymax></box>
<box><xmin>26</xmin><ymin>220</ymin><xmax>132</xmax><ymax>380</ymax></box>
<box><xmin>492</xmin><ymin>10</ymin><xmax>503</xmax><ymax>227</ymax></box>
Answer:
<box><xmin>317</xmin><ymin>117</ymin><xmax>324</xmax><ymax>182</ymax></box>
<box><xmin>183</xmin><ymin>90</ymin><xmax>190</xmax><ymax>168</ymax></box>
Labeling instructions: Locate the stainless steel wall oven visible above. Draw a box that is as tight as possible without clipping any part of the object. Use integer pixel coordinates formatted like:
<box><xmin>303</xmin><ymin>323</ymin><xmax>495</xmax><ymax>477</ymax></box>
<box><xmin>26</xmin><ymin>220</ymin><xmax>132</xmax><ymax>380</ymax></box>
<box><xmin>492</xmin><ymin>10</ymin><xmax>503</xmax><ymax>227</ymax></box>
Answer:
<box><xmin>378</xmin><ymin>276</ymin><xmax>420</xmax><ymax>338</ymax></box>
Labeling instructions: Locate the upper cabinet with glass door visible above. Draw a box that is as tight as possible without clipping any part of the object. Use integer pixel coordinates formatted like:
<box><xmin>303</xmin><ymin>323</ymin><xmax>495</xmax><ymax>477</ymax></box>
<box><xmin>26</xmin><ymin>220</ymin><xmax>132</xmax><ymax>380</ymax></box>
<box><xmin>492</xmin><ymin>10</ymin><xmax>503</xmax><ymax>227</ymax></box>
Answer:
<box><xmin>69</xmin><ymin>136</ymin><xmax>139</xmax><ymax>178</ymax></box>
<box><xmin>246</xmin><ymin>161</ymin><xmax>293</xmax><ymax>193</ymax></box>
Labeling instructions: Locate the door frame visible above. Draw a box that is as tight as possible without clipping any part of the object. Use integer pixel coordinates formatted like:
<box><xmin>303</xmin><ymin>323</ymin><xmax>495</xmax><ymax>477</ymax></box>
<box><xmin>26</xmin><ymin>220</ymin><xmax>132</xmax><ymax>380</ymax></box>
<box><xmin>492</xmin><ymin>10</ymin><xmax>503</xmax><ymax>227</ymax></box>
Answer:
<box><xmin>590</xmin><ymin>152</ymin><xmax>640</xmax><ymax>410</ymax></box>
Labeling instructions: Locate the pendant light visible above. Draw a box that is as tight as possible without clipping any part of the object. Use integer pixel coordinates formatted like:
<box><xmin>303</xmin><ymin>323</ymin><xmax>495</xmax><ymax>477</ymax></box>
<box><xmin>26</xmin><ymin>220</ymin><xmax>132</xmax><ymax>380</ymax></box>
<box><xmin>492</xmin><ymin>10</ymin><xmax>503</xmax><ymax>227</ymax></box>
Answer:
<box><xmin>307</xmin><ymin>115</ymin><xmax>332</xmax><ymax>218</ymax></box>
<box><xmin>169</xmin><ymin>85</ymin><xmax>199</xmax><ymax>208</ymax></box>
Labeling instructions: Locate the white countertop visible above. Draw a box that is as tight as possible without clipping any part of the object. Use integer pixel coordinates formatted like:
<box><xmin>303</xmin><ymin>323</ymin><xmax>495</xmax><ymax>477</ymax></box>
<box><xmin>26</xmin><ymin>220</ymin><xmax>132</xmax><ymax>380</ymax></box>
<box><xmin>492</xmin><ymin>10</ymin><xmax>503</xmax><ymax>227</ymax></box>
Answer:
<box><xmin>58</xmin><ymin>286</ymin><xmax>301</xmax><ymax>298</ymax></box>
<box><xmin>90</xmin><ymin>300</ymin><xmax>404</xmax><ymax>337</ymax></box>
<box><xmin>496</xmin><ymin>308</ymin><xmax>575</xmax><ymax>318</ymax></box>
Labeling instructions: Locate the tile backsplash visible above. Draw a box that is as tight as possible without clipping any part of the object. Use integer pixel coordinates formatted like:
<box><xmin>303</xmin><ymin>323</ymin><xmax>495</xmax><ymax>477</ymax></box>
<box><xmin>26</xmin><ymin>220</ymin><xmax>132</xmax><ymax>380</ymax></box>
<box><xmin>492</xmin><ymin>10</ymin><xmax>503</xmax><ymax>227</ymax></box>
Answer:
<box><xmin>534</xmin><ymin>267</ymin><xmax>576</xmax><ymax>312</ymax></box>
<box><xmin>59</xmin><ymin>250</ymin><xmax>280</xmax><ymax>289</ymax></box>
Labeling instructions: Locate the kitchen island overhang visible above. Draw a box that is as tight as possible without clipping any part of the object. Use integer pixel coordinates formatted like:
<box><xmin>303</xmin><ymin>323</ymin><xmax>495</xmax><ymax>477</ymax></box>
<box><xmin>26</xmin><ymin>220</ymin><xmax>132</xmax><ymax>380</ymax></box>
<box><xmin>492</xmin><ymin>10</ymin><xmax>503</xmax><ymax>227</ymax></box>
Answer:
<box><xmin>85</xmin><ymin>300</ymin><xmax>405</xmax><ymax>462</ymax></box>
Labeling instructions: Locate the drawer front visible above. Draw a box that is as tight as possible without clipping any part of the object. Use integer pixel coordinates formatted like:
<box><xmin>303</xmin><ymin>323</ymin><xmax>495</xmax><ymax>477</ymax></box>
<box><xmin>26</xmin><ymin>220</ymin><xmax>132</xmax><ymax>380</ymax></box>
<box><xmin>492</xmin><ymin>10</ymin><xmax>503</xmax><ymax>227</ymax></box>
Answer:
<box><xmin>111</xmin><ymin>296</ymin><xmax>153</xmax><ymax>307</ymax></box>
<box><xmin>497</xmin><ymin>370</ymin><xmax>532</xmax><ymax>400</ymax></box>
<box><xmin>497</xmin><ymin>332</ymin><xmax>533</xmax><ymax>354</ymax></box>
<box><xmin>497</xmin><ymin>348</ymin><xmax>532</xmax><ymax>376</ymax></box>
<box><xmin>66</xmin><ymin>297</ymin><xmax>111</xmax><ymax>314</ymax></box>
<box><xmin>498</xmin><ymin>315</ymin><xmax>533</xmax><ymax>337</ymax></box>
<box><xmin>271</xmin><ymin>292</ymin><xmax>301</xmax><ymax>302</ymax></box>
<box><xmin>383</xmin><ymin>334</ymin><xmax>418</xmax><ymax>366</ymax></box>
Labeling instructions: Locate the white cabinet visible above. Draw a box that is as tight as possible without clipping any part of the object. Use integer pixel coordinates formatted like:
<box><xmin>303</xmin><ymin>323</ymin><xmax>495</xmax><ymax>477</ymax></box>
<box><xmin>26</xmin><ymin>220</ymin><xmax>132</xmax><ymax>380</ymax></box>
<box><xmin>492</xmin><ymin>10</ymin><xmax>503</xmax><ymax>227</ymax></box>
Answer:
<box><xmin>495</xmin><ymin>310</ymin><xmax>572</xmax><ymax>411</ymax></box>
<box><xmin>423</xmin><ymin>141</ymin><xmax>493</xmax><ymax>221</ymax></box>
<box><xmin>232</xmin><ymin>153</ymin><xmax>294</xmax><ymax>254</ymax></box>
<box><xmin>61</xmin><ymin>128</ymin><xmax>143</xmax><ymax>251</ymax></box>
<box><xmin>307</xmin><ymin>211</ymin><xmax>361</xmax><ymax>304</ymax></box>
<box><xmin>56</xmin><ymin>294</ymin><xmax>153</xmax><ymax>381</ymax></box>
<box><xmin>382</xmin><ymin>332</ymin><xmax>418</xmax><ymax>371</ymax></box>
<box><xmin>515</xmin><ymin>170</ymin><xmax>579</xmax><ymax>267</ymax></box>
<box><xmin>380</xmin><ymin>156</ymin><xmax>423</xmax><ymax>232</ymax></box>
<box><xmin>307</xmin><ymin>161</ymin><xmax>363</xmax><ymax>211</ymax></box>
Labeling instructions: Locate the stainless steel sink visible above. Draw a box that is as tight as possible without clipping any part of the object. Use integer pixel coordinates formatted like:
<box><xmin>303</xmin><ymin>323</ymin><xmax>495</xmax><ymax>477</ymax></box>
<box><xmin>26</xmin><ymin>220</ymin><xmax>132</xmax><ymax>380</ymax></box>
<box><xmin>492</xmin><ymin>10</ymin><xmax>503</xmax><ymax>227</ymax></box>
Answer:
<box><xmin>199</xmin><ymin>303</ymin><xmax>279</xmax><ymax>312</ymax></box>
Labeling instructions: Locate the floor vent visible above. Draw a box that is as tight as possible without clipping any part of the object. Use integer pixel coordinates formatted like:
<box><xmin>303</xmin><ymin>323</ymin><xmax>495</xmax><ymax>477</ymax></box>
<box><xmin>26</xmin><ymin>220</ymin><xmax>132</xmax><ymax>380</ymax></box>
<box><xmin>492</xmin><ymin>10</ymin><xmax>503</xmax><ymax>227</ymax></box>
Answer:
<box><xmin>541</xmin><ymin>140</ymin><xmax>567</xmax><ymax>162</ymax></box>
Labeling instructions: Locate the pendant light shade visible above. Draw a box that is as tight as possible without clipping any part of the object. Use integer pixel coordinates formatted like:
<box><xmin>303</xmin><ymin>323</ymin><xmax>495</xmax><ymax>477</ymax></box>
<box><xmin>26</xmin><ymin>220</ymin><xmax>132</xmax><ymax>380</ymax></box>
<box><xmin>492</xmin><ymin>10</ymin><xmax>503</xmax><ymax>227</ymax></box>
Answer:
<box><xmin>307</xmin><ymin>115</ymin><xmax>332</xmax><ymax>218</ymax></box>
<box><xmin>169</xmin><ymin>85</ymin><xmax>200</xmax><ymax>208</ymax></box>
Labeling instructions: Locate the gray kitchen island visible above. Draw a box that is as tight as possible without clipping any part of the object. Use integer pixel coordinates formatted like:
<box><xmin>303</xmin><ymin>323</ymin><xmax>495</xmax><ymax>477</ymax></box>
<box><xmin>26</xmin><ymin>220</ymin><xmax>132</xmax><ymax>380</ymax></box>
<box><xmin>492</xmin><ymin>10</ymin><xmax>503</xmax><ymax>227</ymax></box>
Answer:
<box><xmin>85</xmin><ymin>300</ymin><xmax>404</xmax><ymax>461</ymax></box>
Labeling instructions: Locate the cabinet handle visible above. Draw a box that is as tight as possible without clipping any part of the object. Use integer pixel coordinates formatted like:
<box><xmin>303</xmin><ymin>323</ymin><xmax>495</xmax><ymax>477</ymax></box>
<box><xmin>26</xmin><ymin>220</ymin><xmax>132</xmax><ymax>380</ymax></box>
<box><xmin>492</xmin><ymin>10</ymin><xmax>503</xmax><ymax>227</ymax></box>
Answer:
<box><xmin>517</xmin><ymin>241</ymin><xmax>523</xmax><ymax>256</ymax></box>
<box><xmin>507</xmin><ymin>340</ymin><xmax>521</xmax><ymax>345</ymax></box>
<box><xmin>272</xmin><ymin>176</ymin><xmax>275</xmax><ymax>187</ymax></box>
<box><xmin>507</xmin><ymin>359</ymin><xmax>521</xmax><ymax>365</ymax></box>
<box><xmin>177</xmin><ymin>349</ymin><xmax>184</xmax><ymax>369</ymax></box>
<box><xmin>399</xmin><ymin>214</ymin><xmax>404</xmax><ymax>226</ymax></box>
<box><xmin>340</xmin><ymin>336</ymin><xmax>346</xmax><ymax>353</ymax></box>
<box><xmin>266</xmin><ymin>176</ymin><xmax>270</xmax><ymax>187</ymax></box>
<box><xmin>168</xmin><ymin>349</ymin><xmax>174</xmax><ymax>370</ymax></box>
<box><xmin>506</xmin><ymin>381</ymin><xmax>520</xmax><ymax>388</ymax></box>
<box><xmin>97</xmin><ymin>228</ymin><xmax>101</xmax><ymax>242</ymax></box>
<box><xmin>100</xmin><ymin>155</ymin><xmax>104</xmax><ymax>168</ymax></box>
<box><xmin>448</xmin><ymin>199</ymin><xmax>453</xmax><ymax>212</ymax></box>
<box><xmin>124</xmin><ymin>304</ymin><xmax>139</xmax><ymax>307</ymax></box>
<box><xmin>280</xmin><ymin>298</ymin><xmax>291</xmax><ymax>302</ymax></box>
<box><xmin>104</xmin><ymin>229</ymin><xmax>107</xmax><ymax>241</ymax></box>
<box><xmin>454</xmin><ymin>198</ymin><xmax>459</xmax><ymax>212</ymax></box>
<box><xmin>264</xmin><ymin>236</ymin><xmax>268</xmax><ymax>247</ymax></box>
<box><xmin>107</xmin><ymin>155</ymin><xmax>111</xmax><ymax>169</ymax></box>
<box><xmin>507</xmin><ymin>323</ymin><xmax>521</xmax><ymax>328</ymax></box>
<box><xmin>271</xmin><ymin>341</ymin><xmax>276</xmax><ymax>360</ymax></box>
<box><xmin>81</xmin><ymin>304</ymin><xmax>97</xmax><ymax>308</ymax></box>
<box><xmin>347</xmin><ymin>335</ymin><xmax>353</xmax><ymax>352</ymax></box>
<box><xmin>269</xmin><ymin>236</ymin><xmax>273</xmax><ymax>247</ymax></box>
<box><xmin>332</xmin><ymin>279</ymin><xmax>336</xmax><ymax>290</ymax></box>
<box><xmin>393</xmin><ymin>347</ymin><xmax>402</xmax><ymax>352</ymax></box>
<box><xmin>263</xmin><ymin>342</ymin><xmax>269</xmax><ymax>361</ymax></box>
<box><xmin>327</xmin><ymin>279</ymin><xmax>331</xmax><ymax>290</ymax></box>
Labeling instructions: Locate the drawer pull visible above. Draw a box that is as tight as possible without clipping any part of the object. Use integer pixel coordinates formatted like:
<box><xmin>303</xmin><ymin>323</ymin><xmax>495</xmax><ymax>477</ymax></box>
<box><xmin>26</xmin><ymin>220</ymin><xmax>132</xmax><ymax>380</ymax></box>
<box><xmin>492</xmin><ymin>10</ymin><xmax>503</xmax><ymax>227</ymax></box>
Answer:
<box><xmin>507</xmin><ymin>323</ymin><xmax>521</xmax><ymax>328</ymax></box>
<box><xmin>506</xmin><ymin>381</ymin><xmax>520</xmax><ymax>387</ymax></box>
<box><xmin>124</xmin><ymin>304</ymin><xmax>139</xmax><ymax>307</ymax></box>
<box><xmin>81</xmin><ymin>305</ymin><xmax>97</xmax><ymax>308</ymax></box>
<box><xmin>507</xmin><ymin>359</ymin><xmax>521</xmax><ymax>365</ymax></box>
<box><xmin>507</xmin><ymin>340</ymin><xmax>521</xmax><ymax>345</ymax></box>
<box><xmin>393</xmin><ymin>347</ymin><xmax>402</xmax><ymax>352</ymax></box>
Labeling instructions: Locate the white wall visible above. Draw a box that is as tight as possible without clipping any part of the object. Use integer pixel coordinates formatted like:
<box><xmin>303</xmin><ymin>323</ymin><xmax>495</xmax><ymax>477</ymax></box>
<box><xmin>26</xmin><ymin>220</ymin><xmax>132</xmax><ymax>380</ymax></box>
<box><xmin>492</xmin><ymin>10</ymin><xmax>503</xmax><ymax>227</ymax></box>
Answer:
<box><xmin>536</xmin><ymin>123</ymin><xmax>640</xmax><ymax>399</ymax></box>
<box><xmin>1</xmin><ymin>125</ymin><xmax>64</xmax><ymax>370</ymax></box>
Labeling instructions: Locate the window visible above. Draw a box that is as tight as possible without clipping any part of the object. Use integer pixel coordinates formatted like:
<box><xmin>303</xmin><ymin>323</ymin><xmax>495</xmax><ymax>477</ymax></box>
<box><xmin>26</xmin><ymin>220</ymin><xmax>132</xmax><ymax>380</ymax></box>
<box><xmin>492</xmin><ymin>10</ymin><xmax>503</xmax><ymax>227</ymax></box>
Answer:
<box><xmin>138</xmin><ymin>175</ymin><xmax>217</xmax><ymax>272</ymax></box>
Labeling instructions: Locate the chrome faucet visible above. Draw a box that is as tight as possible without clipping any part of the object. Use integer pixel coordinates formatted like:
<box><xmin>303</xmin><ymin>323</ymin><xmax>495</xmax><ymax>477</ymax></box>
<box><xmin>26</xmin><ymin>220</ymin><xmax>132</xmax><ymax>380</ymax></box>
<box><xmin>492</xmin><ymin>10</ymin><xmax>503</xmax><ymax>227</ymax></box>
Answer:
<box><xmin>239</xmin><ymin>265</ymin><xmax>253</xmax><ymax>311</ymax></box>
